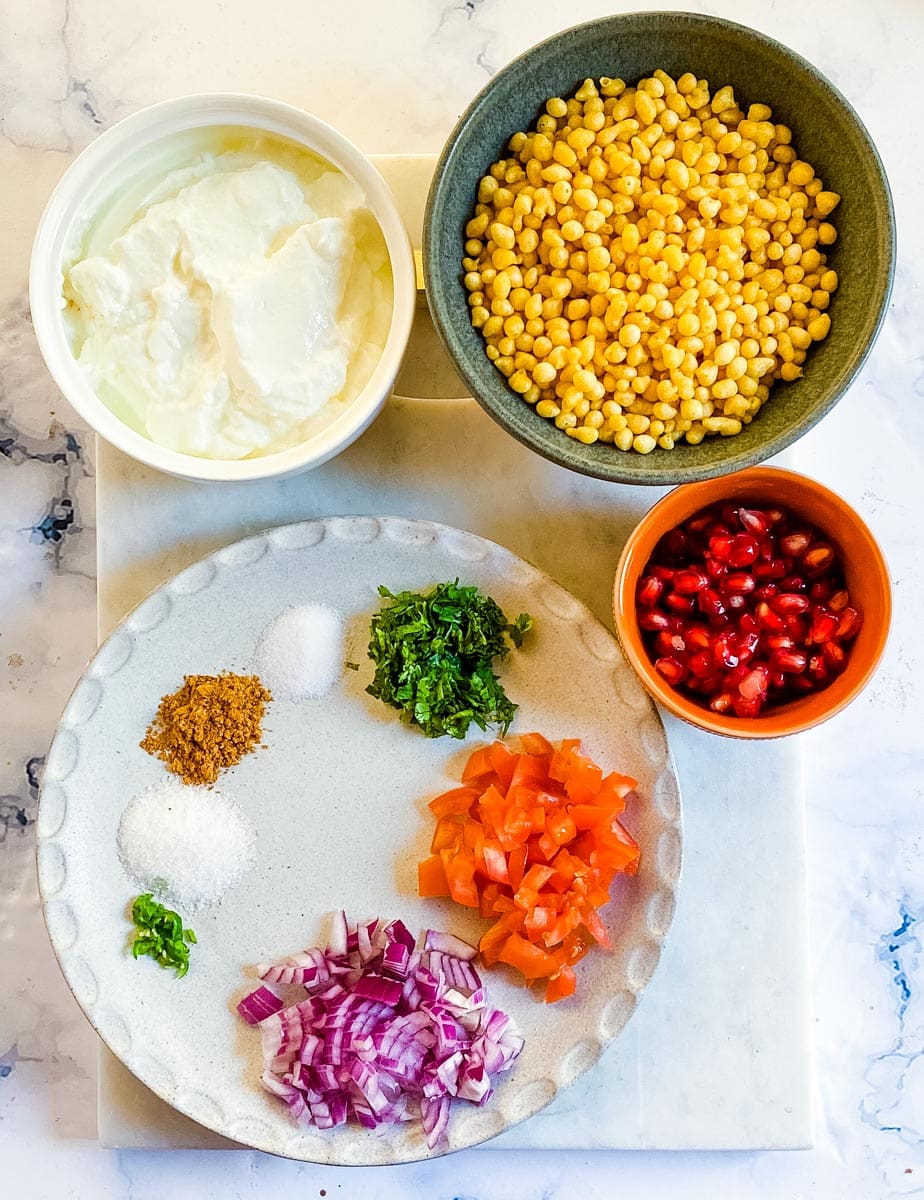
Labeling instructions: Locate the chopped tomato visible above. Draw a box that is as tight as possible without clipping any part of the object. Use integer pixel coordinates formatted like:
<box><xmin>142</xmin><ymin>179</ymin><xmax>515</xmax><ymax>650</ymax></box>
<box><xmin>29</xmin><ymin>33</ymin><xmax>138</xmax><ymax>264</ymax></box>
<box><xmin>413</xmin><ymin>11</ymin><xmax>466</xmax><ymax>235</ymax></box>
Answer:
<box><xmin>545</xmin><ymin>966</ymin><xmax>576</xmax><ymax>1003</ymax></box>
<box><xmin>417</xmin><ymin>734</ymin><xmax>641</xmax><ymax>1001</ymax></box>
<box><xmin>417</xmin><ymin>855</ymin><xmax>450</xmax><ymax>897</ymax></box>
<box><xmin>428</xmin><ymin>787</ymin><xmax>480</xmax><ymax>818</ymax></box>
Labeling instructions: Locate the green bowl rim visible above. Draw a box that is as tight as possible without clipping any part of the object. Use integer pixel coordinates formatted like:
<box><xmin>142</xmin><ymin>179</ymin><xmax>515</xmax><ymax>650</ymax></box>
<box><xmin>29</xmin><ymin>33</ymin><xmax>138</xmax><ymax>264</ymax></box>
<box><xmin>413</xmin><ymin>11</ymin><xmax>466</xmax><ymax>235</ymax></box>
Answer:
<box><xmin>423</xmin><ymin>10</ymin><xmax>896</xmax><ymax>486</ymax></box>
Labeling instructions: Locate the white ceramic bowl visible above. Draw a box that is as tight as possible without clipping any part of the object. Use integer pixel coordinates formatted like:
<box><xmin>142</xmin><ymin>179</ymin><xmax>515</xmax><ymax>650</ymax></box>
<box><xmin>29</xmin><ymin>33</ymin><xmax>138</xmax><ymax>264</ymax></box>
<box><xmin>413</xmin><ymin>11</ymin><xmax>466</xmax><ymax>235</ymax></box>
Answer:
<box><xmin>30</xmin><ymin>94</ymin><xmax>416</xmax><ymax>482</ymax></box>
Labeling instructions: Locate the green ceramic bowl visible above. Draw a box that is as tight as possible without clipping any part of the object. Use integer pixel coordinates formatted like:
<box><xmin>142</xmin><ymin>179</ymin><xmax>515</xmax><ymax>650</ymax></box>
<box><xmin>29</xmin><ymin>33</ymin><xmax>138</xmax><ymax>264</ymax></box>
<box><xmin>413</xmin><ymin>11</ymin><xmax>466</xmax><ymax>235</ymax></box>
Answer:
<box><xmin>424</xmin><ymin>12</ymin><xmax>895</xmax><ymax>485</ymax></box>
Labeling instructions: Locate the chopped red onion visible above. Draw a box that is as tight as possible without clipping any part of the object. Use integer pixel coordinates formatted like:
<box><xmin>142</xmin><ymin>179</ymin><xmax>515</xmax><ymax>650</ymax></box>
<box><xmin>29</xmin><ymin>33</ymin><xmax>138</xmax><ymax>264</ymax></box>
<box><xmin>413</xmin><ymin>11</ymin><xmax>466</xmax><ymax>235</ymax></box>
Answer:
<box><xmin>237</xmin><ymin>984</ymin><xmax>284</xmax><ymax>1025</ymax></box>
<box><xmin>240</xmin><ymin>915</ymin><xmax>523</xmax><ymax>1148</ymax></box>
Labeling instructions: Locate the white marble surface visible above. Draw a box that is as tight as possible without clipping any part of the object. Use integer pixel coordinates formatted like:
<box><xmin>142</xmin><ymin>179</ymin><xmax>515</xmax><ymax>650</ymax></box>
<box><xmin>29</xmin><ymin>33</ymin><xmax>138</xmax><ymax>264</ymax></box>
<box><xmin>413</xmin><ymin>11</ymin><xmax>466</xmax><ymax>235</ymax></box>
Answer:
<box><xmin>1</xmin><ymin>0</ymin><xmax>922</xmax><ymax>1196</ymax></box>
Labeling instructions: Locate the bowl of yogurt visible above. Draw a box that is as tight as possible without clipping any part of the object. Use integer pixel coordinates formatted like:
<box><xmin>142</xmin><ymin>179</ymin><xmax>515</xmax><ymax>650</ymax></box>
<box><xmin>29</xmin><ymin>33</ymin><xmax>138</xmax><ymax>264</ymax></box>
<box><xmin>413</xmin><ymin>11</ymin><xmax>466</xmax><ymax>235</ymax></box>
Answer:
<box><xmin>30</xmin><ymin>95</ymin><xmax>416</xmax><ymax>481</ymax></box>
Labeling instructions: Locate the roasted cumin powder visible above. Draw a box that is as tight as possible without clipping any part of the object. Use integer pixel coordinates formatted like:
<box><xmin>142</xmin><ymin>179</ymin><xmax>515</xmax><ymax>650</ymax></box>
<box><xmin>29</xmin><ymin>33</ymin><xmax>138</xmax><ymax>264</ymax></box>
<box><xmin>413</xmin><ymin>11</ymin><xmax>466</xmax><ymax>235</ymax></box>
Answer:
<box><xmin>141</xmin><ymin>673</ymin><xmax>272</xmax><ymax>786</ymax></box>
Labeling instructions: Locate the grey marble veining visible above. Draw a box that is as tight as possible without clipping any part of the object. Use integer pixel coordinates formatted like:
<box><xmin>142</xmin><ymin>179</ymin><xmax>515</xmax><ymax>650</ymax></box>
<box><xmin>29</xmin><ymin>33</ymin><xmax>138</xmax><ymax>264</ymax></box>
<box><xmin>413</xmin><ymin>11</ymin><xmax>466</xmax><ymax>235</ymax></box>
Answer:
<box><xmin>2</xmin><ymin>0</ymin><xmax>923</xmax><ymax>1196</ymax></box>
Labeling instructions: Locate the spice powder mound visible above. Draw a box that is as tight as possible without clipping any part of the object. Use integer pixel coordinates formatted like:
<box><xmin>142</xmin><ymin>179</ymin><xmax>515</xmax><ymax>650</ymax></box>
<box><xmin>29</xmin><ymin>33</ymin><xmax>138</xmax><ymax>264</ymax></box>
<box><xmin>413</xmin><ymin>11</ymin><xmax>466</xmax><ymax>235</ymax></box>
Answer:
<box><xmin>141</xmin><ymin>673</ymin><xmax>272</xmax><ymax>786</ymax></box>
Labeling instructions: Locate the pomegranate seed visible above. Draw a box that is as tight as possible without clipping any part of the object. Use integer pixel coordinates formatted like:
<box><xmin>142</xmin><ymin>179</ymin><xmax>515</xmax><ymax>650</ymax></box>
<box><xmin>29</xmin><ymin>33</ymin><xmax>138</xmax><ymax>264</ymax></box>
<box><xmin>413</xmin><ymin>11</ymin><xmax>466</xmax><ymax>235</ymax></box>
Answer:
<box><xmin>809</xmin><ymin>579</ymin><xmax>833</xmax><ymax>602</ymax></box>
<box><xmin>698</xmin><ymin>588</ymin><xmax>726</xmax><ymax>619</ymax></box>
<box><xmin>779</xmin><ymin>574</ymin><xmax>807</xmax><ymax>593</ymax></box>
<box><xmin>755</xmin><ymin>601</ymin><xmax>785</xmax><ymax>632</ymax></box>
<box><xmin>720</xmin><ymin>503</ymin><xmax>740</xmax><ymax>528</ymax></box>
<box><xmin>765</xmin><ymin>634</ymin><xmax>796</xmax><ymax>652</ymax></box>
<box><xmin>733</xmin><ymin>631</ymin><xmax>761</xmax><ymax>662</ymax></box>
<box><xmin>685</xmin><ymin>626</ymin><xmax>712</xmax><ymax>651</ymax></box>
<box><xmin>726</xmin><ymin>593</ymin><xmax>748</xmax><ymax>610</ymax></box>
<box><xmin>639</xmin><ymin>610</ymin><xmax>672</xmax><ymax>632</ymax></box>
<box><xmin>728</xmin><ymin>533</ymin><xmax>760</xmax><ymax>568</ymax></box>
<box><xmin>784</xmin><ymin>614</ymin><xmax>809</xmax><ymax>639</ymax></box>
<box><xmin>654</xmin><ymin>631</ymin><xmax>686</xmax><ymax>657</ymax></box>
<box><xmin>829</xmin><ymin>589</ymin><xmax>850</xmax><ymax>612</ymax></box>
<box><xmin>780</xmin><ymin>531</ymin><xmax>813</xmax><ymax>558</ymax></box>
<box><xmin>660</xmin><ymin>529</ymin><xmax>688</xmax><ymax>559</ymax></box>
<box><xmin>791</xmin><ymin>674</ymin><xmax>816</xmax><ymax>693</ymax></box>
<box><xmin>823</xmin><ymin>641</ymin><xmax>847</xmax><ymax>673</ymax></box>
<box><xmin>704</xmin><ymin>556</ymin><xmax>727</xmax><ymax>580</ymax></box>
<box><xmin>686</xmin><ymin>514</ymin><xmax>713</xmax><ymax>534</ymax></box>
<box><xmin>708</xmin><ymin>533</ymin><xmax>735</xmax><ymax>562</ymax></box>
<box><xmin>803</xmin><ymin>544</ymin><xmax>835</xmax><ymax>576</ymax></box>
<box><xmin>754</xmin><ymin>583</ymin><xmax>779</xmax><ymax>602</ymax></box>
<box><xmin>808</xmin><ymin>606</ymin><xmax>838</xmax><ymax>644</ymax></box>
<box><xmin>737</xmin><ymin>507</ymin><xmax>768</xmax><ymax>535</ymax></box>
<box><xmin>651</xmin><ymin>565</ymin><xmax>676</xmax><ymax>583</ymax></box>
<box><xmin>764</xmin><ymin>507</ymin><xmax>787</xmax><ymax>527</ymax></box>
<box><xmin>769</xmin><ymin>670</ymin><xmax>787</xmax><ymax>690</ymax></box>
<box><xmin>637</xmin><ymin>575</ymin><xmax>665</xmax><ymax>606</ymax></box>
<box><xmin>754</xmin><ymin>558</ymin><xmax>788</xmax><ymax>581</ymax></box>
<box><xmin>710</xmin><ymin>692</ymin><xmax>735</xmax><ymax>714</ymax></box>
<box><xmin>836</xmin><ymin>607</ymin><xmax>863</xmax><ymax>641</ymax></box>
<box><xmin>673</xmin><ymin>568</ymin><xmax>709</xmax><ymax>595</ymax></box>
<box><xmin>665</xmin><ymin>592</ymin><xmax>697</xmax><ymax>614</ymax></box>
<box><xmin>739</xmin><ymin>664</ymin><xmax>770</xmax><ymax>699</ymax></box>
<box><xmin>724</xmin><ymin>571</ymin><xmax>756</xmax><ymax>594</ymax></box>
<box><xmin>770</xmin><ymin>593</ymin><xmax>811</xmax><ymax>615</ymax></box>
<box><xmin>771</xmin><ymin>648</ymin><xmax>808</xmax><ymax>674</ymax></box>
<box><xmin>655</xmin><ymin>656</ymin><xmax>687</xmax><ymax>686</ymax></box>
<box><xmin>808</xmin><ymin>654</ymin><xmax>829</xmax><ymax>683</ymax></box>
<box><xmin>733</xmin><ymin>695</ymin><xmax>763</xmax><ymax>718</ymax></box>
<box><xmin>739</xmin><ymin>612</ymin><xmax>761</xmax><ymax>635</ymax></box>
<box><xmin>712</xmin><ymin>631</ymin><xmax>740</xmax><ymax>669</ymax></box>
<box><xmin>688</xmin><ymin>650</ymin><xmax>715</xmax><ymax>679</ymax></box>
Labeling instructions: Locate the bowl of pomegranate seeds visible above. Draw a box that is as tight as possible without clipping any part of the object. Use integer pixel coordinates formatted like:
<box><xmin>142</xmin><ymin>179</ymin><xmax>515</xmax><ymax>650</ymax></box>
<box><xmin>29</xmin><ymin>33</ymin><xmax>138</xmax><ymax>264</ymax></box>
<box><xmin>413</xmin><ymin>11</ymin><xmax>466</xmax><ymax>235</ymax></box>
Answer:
<box><xmin>613</xmin><ymin>466</ymin><xmax>891</xmax><ymax>737</ymax></box>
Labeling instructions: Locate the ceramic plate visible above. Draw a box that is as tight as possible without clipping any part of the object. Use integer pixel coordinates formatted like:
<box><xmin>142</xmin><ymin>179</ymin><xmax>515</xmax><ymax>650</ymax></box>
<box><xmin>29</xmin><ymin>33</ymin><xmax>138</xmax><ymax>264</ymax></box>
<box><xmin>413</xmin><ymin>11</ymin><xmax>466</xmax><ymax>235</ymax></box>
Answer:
<box><xmin>37</xmin><ymin>517</ymin><xmax>682</xmax><ymax>1164</ymax></box>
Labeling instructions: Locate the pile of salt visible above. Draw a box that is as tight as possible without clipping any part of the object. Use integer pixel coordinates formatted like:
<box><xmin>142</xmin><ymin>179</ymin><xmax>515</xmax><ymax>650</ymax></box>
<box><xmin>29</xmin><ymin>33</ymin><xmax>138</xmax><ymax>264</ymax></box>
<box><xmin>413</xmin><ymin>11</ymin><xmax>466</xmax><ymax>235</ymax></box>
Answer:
<box><xmin>117</xmin><ymin>778</ymin><xmax>255</xmax><ymax>912</ymax></box>
<box><xmin>252</xmin><ymin>603</ymin><xmax>345</xmax><ymax>701</ymax></box>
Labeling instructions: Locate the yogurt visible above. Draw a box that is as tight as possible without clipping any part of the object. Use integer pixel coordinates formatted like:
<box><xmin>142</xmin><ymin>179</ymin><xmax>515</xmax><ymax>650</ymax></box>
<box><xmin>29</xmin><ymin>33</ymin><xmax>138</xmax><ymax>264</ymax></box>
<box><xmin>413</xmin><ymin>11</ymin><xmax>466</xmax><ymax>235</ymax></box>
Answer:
<box><xmin>62</xmin><ymin>130</ymin><xmax>393</xmax><ymax>459</ymax></box>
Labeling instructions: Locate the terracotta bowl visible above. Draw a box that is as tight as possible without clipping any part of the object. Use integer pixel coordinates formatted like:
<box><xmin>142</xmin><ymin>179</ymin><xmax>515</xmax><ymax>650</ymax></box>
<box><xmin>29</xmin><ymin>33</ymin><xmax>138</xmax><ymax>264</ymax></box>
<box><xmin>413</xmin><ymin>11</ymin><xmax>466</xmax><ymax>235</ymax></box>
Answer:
<box><xmin>612</xmin><ymin>466</ymin><xmax>891</xmax><ymax>737</ymax></box>
<box><xmin>424</xmin><ymin>12</ymin><xmax>895</xmax><ymax>485</ymax></box>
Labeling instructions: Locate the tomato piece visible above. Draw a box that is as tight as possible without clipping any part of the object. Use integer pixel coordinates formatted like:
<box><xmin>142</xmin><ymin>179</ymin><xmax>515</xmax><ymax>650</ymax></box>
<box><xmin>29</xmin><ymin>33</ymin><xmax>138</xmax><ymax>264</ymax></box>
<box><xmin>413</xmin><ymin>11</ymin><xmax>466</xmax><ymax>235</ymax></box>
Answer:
<box><xmin>537</xmin><ymin>831</ymin><xmax>559</xmax><ymax>861</ymax></box>
<box><xmin>508</xmin><ymin>753</ymin><xmax>549</xmax><ymax>792</ymax></box>
<box><xmin>442</xmin><ymin>850</ymin><xmax>479</xmax><ymax>908</ymax></box>
<box><xmin>520</xmin><ymin>864</ymin><xmax>555</xmax><ymax>892</ymax></box>
<box><xmin>428</xmin><ymin>787</ymin><xmax>480</xmax><ymax>818</ymax></box>
<box><xmin>481</xmin><ymin>838</ymin><xmax>509</xmax><ymax>885</ymax></box>
<box><xmin>545</xmin><ymin>965</ymin><xmax>576</xmax><ymax>1003</ymax></box>
<box><xmin>479</xmin><ymin>882</ymin><xmax>501</xmax><ymax>919</ymax></box>
<box><xmin>546</xmin><ymin>811</ymin><xmax>577</xmax><ymax>846</ymax></box>
<box><xmin>476</xmin><ymin>784</ymin><xmax>509</xmax><ymax>837</ymax></box>
<box><xmin>461</xmin><ymin>746</ymin><xmax>496</xmax><ymax>783</ymax></box>
<box><xmin>497</xmin><ymin>807</ymin><xmax>533</xmax><ymax>851</ymax></box>
<box><xmin>565</xmin><ymin>753</ymin><xmax>604</xmax><ymax>803</ymax></box>
<box><xmin>417</xmin><ymin>855</ymin><xmax>450</xmax><ymax>897</ymax></box>
<box><xmin>507</xmin><ymin>843</ymin><xmax>528</xmax><ymax>891</ymax></box>
<box><xmin>489</xmin><ymin>741</ymin><xmax>517</xmax><ymax>790</ymax></box>
<box><xmin>582</xmin><ymin>907</ymin><xmax>612</xmax><ymax>949</ymax></box>
<box><xmin>430</xmin><ymin>815</ymin><xmax>464</xmax><ymax>853</ymax></box>
<box><xmin>524</xmin><ymin>906</ymin><xmax>556</xmax><ymax>936</ymax></box>
<box><xmin>519</xmin><ymin>731</ymin><xmax>554</xmax><ymax>757</ymax></box>
<box><xmin>549</xmin><ymin>739</ymin><xmax>581</xmax><ymax>783</ymax></box>
<box><xmin>498</xmin><ymin>933</ymin><xmax>564</xmax><ymax>980</ymax></box>
<box><xmin>480</xmin><ymin>912</ymin><xmax>523</xmax><ymax>964</ymax></box>
<box><xmin>598</xmin><ymin>771</ymin><xmax>637</xmax><ymax>805</ymax></box>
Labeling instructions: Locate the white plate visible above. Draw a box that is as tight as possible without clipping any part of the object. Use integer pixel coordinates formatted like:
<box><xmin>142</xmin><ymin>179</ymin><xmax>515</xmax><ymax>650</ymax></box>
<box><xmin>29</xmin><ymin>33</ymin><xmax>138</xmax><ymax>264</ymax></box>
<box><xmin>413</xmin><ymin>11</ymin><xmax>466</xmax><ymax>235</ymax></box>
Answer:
<box><xmin>37</xmin><ymin>516</ymin><xmax>682</xmax><ymax>1164</ymax></box>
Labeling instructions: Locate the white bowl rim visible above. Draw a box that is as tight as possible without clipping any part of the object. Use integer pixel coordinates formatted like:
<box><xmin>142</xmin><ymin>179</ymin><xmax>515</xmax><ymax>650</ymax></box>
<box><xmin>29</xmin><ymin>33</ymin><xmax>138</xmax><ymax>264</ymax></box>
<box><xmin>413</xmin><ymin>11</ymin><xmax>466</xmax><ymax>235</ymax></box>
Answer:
<box><xmin>29</xmin><ymin>93</ymin><xmax>416</xmax><ymax>482</ymax></box>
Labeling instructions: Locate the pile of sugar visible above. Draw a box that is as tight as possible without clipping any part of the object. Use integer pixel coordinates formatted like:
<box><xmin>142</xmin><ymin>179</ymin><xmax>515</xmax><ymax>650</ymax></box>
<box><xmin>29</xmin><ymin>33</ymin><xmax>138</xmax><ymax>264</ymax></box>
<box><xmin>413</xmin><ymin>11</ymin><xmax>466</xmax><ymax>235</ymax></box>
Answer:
<box><xmin>253</xmin><ymin>603</ymin><xmax>345</xmax><ymax>701</ymax></box>
<box><xmin>117</xmin><ymin>778</ymin><xmax>255</xmax><ymax>912</ymax></box>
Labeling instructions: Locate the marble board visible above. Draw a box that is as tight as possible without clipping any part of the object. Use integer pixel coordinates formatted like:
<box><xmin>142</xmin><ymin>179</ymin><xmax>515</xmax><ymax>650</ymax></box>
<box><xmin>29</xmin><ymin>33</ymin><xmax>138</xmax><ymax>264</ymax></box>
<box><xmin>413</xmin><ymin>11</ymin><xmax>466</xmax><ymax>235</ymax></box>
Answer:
<box><xmin>92</xmin><ymin>156</ymin><xmax>811</xmax><ymax>1153</ymax></box>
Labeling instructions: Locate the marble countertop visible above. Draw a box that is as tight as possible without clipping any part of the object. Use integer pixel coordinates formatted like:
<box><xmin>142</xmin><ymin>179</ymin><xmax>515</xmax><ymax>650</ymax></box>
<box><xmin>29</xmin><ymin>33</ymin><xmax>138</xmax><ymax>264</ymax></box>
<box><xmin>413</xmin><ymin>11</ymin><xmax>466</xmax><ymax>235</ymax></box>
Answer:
<box><xmin>1</xmin><ymin>0</ymin><xmax>922</xmax><ymax>1196</ymax></box>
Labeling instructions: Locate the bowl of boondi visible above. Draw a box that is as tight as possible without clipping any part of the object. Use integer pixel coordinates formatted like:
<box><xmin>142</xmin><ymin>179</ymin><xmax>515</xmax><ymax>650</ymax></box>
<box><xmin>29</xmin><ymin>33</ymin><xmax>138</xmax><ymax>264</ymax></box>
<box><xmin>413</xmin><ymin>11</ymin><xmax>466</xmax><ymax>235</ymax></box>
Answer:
<box><xmin>423</xmin><ymin>12</ymin><xmax>895</xmax><ymax>484</ymax></box>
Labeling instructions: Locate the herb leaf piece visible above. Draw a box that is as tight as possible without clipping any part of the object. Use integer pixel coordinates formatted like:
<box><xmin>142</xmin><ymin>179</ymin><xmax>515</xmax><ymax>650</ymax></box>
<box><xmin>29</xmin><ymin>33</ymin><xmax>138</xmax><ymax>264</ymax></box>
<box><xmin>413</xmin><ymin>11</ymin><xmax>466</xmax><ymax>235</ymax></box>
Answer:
<box><xmin>366</xmin><ymin>580</ymin><xmax>533</xmax><ymax>739</ymax></box>
<box><xmin>129</xmin><ymin>893</ymin><xmax>197</xmax><ymax>978</ymax></box>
